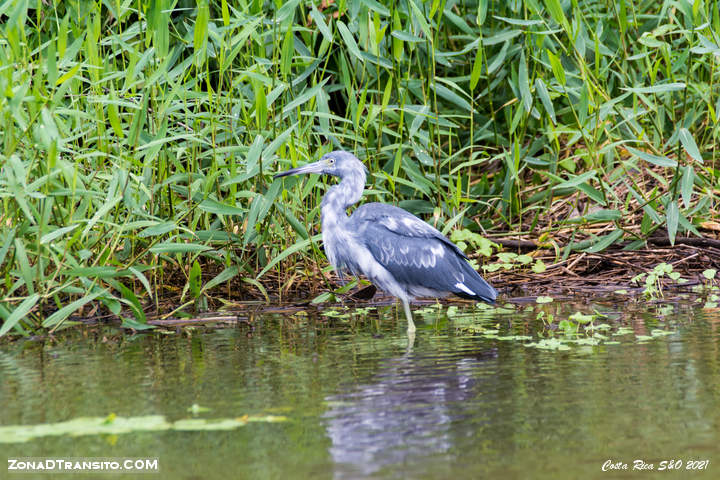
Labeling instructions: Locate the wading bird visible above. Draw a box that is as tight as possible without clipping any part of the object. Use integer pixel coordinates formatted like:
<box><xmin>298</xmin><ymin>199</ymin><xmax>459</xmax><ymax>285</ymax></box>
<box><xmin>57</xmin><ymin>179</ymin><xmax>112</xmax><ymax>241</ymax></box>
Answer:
<box><xmin>274</xmin><ymin>151</ymin><xmax>497</xmax><ymax>333</ymax></box>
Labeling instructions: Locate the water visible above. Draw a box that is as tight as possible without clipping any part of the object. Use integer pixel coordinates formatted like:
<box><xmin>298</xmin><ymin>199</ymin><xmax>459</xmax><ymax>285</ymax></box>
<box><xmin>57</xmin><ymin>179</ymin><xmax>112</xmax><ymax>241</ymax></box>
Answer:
<box><xmin>1</xmin><ymin>299</ymin><xmax>719</xmax><ymax>479</ymax></box>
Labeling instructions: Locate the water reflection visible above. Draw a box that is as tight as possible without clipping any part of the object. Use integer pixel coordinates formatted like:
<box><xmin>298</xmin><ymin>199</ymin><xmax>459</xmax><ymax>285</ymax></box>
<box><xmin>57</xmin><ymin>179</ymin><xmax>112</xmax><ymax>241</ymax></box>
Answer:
<box><xmin>1</xmin><ymin>303</ymin><xmax>719</xmax><ymax>479</ymax></box>
<box><xmin>324</xmin><ymin>343</ymin><xmax>497</xmax><ymax>478</ymax></box>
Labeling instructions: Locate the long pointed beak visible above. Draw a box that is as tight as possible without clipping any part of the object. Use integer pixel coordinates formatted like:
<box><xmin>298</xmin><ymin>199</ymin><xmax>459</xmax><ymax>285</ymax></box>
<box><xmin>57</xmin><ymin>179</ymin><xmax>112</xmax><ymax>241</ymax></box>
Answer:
<box><xmin>273</xmin><ymin>160</ymin><xmax>326</xmax><ymax>179</ymax></box>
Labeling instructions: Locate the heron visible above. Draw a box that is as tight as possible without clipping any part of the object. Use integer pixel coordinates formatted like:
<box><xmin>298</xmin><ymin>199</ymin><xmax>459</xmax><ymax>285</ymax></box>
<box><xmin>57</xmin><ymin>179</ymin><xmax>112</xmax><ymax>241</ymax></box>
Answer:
<box><xmin>274</xmin><ymin>150</ymin><xmax>497</xmax><ymax>333</ymax></box>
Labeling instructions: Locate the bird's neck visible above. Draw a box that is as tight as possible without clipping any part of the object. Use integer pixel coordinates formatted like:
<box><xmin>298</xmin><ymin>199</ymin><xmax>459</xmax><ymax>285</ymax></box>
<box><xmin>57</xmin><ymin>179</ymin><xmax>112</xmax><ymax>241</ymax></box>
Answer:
<box><xmin>320</xmin><ymin>170</ymin><xmax>366</xmax><ymax>271</ymax></box>
<box><xmin>321</xmin><ymin>171</ymin><xmax>365</xmax><ymax>228</ymax></box>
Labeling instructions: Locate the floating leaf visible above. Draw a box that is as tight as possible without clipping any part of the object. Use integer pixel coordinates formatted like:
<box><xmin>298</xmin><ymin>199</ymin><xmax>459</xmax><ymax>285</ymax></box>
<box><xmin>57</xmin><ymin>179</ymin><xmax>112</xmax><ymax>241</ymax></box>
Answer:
<box><xmin>702</xmin><ymin>269</ymin><xmax>717</xmax><ymax>280</ymax></box>
<box><xmin>0</xmin><ymin>414</ymin><xmax>287</xmax><ymax>443</ymax></box>
<box><xmin>531</xmin><ymin>260</ymin><xmax>547</xmax><ymax>273</ymax></box>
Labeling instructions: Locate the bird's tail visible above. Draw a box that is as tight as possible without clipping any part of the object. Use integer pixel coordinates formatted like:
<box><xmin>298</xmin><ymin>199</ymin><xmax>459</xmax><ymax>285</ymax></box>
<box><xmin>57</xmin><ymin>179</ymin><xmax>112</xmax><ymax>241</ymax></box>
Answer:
<box><xmin>455</xmin><ymin>261</ymin><xmax>498</xmax><ymax>304</ymax></box>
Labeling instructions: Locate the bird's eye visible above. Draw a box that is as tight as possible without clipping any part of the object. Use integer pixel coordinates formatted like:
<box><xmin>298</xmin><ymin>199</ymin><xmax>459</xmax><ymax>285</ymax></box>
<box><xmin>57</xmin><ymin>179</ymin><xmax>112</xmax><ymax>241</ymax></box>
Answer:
<box><xmin>328</xmin><ymin>158</ymin><xmax>335</xmax><ymax>164</ymax></box>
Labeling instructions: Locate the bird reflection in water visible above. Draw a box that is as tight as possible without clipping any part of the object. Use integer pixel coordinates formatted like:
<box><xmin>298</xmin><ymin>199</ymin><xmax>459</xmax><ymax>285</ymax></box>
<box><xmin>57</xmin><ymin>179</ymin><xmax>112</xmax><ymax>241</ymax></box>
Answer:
<box><xmin>322</xmin><ymin>346</ymin><xmax>497</xmax><ymax>478</ymax></box>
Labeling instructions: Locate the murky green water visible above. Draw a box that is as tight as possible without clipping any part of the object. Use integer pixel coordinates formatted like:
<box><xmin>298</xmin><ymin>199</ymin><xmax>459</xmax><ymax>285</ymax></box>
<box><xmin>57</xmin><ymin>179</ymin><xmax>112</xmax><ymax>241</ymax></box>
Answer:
<box><xmin>2</xmin><ymin>299</ymin><xmax>719</xmax><ymax>479</ymax></box>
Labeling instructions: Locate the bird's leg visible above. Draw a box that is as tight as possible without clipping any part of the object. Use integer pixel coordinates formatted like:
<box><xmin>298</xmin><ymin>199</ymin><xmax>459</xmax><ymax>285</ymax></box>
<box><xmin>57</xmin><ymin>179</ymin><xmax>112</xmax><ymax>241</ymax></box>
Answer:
<box><xmin>402</xmin><ymin>299</ymin><xmax>416</xmax><ymax>333</ymax></box>
<box><xmin>406</xmin><ymin>330</ymin><xmax>415</xmax><ymax>351</ymax></box>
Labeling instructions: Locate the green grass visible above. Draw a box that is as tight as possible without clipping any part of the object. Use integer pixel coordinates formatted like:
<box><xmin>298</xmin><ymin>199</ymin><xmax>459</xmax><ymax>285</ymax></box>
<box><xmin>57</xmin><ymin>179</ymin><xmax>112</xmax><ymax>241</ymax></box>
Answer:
<box><xmin>1</xmin><ymin>0</ymin><xmax>719</xmax><ymax>336</ymax></box>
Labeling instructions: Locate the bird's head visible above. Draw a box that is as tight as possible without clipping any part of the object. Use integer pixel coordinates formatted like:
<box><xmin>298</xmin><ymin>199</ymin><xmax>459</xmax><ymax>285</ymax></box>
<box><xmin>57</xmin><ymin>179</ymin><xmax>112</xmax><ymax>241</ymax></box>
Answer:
<box><xmin>274</xmin><ymin>150</ymin><xmax>367</xmax><ymax>180</ymax></box>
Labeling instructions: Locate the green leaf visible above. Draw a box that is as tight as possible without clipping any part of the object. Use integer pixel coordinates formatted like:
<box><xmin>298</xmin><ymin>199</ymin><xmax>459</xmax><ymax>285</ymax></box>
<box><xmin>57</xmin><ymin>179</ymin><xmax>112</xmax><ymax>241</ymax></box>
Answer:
<box><xmin>202</xmin><ymin>266</ymin><xmax>240</xmax><ymax>293</ymax></box>
<box><xmin>117</xmin><ymin>282</ymin><xmax>147</xmax><ymax>324</ymax></box>
<box><xmin>46</xmin><ymin>38</ymin><xmax>57</xmax><ymax>86</ymax></box>
<box><xmin>40</xmin><ymin>224</ymin><xmax>79</xmax><ymax>244</ymax></box>
<box><xmin>107</xmin><ymin>86</ymin><xmax>124</xmax><ymax>139</ymax></box>
<box><xmin>679</xmin><ymin>128</ymin><xmax>703</xmax><ymax>164</ymax></box>
<box><xmin>256</xmin><ymin>234</ymin><xmax>321</xmax><ymax>280</ymax></box>
<box><xmin>278</xmin><ymin>206</ymin><xmax>309</xmax><ymax>239</ymax></box>
<box><xmin>189</xmin><ymin>260</ymin><xmax>202</xmax><ymax>299</ymax></box>
<box><xmin>382</xmin><ymin>77</ymin><xmax>393</xmax><ymax>110</ymax></box>
<box><xmin>0</xmin><ymin>228</ymin><xmax>16</xmax><ymax>267</ymax></box>
<box><xmin>282</xmin><ymin>78</ymin><xmax>329</xmax><ymax>115</ymax></box>
<box><xmin>82</xmin><ymin>195</ymin><xmax>122</xmax><ymax>238</ymax></box>
<box><xmin>680</xmin><ymin>165</ymin><xmax>694</xmax><ymax>209</ymax></box>
<box><xmin>470</xmin><ymin>46</ymin><xmax>483</xmax><ymax>91</ymax></box>
<box><xmin>139</xmin><ymin>221</ymin><xmax>177</xmax><ymax>238</ymax></box>
<box><xmin>198</xmin><ymin>198</ymin><xmax>245</xmax><ymax>216</ymax></box>
<box><xmin>193</xmin><ymin>0</ymin><xmax>209</xmax><ymax>67</ymax></box>
<box><xmin>127</xmin><ymin>93</ymin><xmax>148</xmax><ymax>147</ymax></box>
<box><xmin>280</xmin><ymin>26</ymin><xmax>294</xmax><ymax>77</ymax></box>
<box><xmin>487</xmin><ymin>41</ymin><xmax>508</xmax><ymax>74</ymax></box>
<box><xmin>577</xmin><ymin>182</ymin><xmax>606</xmax><ymax>206</ymax></box>
<box><xmin>583</xmin><ymin>229</ymin><xmax>624</xmax><ymax>253</ymax></box>
<box><xmin>535</xmin><ymin>78</ymin><xmax>556</xmax><ymax>124</ymax></box>
<box><xmin>263</xmin><ymin>121</ymin><xmax>298</xmax><ymax>159</ymax></box>
<box><xmin>666</xmin><ymin>200</ymin><xmax>679</xmax><ymax>246</ymax></box>
<box><xmin>392</xmin><ymin>10</ymin><xmax>404</xmax><ymax>61</ymax></box>
<box><xmin>547</xmin><ymin>50</ymin><xmax>565</xmax><ymax>86</ymax></box>
<box><xmin>309</xmin><ymin>3</ymin><xmax>333</xmax><ymax>43</ymax></box>
<box><xmin>543</xmin><ymin>0</ymin><xmax>569</xmax><ymax>31</ymax></box>
<box><xmin>552</xmin><ymin>170</ymin><xmax>597</xmax><ymax>189</ymax></box>
<box><xmin>519</xmin><ymin>50</ymin><xmax>532</xmax><ymax>112</ymax></box>
<box><xmin>242</xmin><ymin>277</ymin><xmax>270</xmax><ymax>303</ymax></box>
<box><xmin>477</xmin><ymin>0</ymin><xmax>488</xmax><ymax>25</ymax></box>
<box><xmin>581</xmin><ymin>209</ymin><xmax>622</xmax><ymax>223</ymax></box>
<box><xmin>149</xmin><ymin>243</ymin><xmax>212</xmax><ymax>254</ymax></box>
<box><xmin>43</xmin><ymin>290</ymin><xmax>107</xmax><ymax>328</ymax></box>
<box><xmin>121</xmin><ymin>317</ymin><xmax>155</xmax><ymax>331</ymax></box>
<box><xmin>56</xmin><ymin>63</ymin><xmax>81</xmax><ymax>86</ymax></box>
<box><xmin>0</xmin><ymin>294</ymin><xmax>39</xmax><ymax>337</ymax></box>
<box><xmin>391</xmin><ymin>30</ymin><xmax>424</xmax><ymax>43</ymax></box>
<box><xmin>245</xmin><ymin>134</ymin><xmax>265</xmax><ymax>173</ymax></box>
<box><xmin>253</xmin><ymin>79</ymin><xmax>267</xmax><ymax>129</ymax></box>
<box><xmin>311</xmin><ymin>291</ymin><xmax>335</xmax><ymax>304</ymax></box>
<box><xmin>626</xmin><ymin>146</ymin><xmax>676</xmax><ymax>167</ymax></box>
<box><xmin>531</xmin><ymin>260</ymin><xmax>547</xmax><ymax>273</ymax></box>
<box><xmin>433</xmin><ymin>82</ymin><xmax>471</xmax><ymax>111</ymax></box>
<box><xmin>221</xmin><ymin>0</ymin><xmax>230</xmax><ymax>26</ymax></box>
<box><xmin>276</xmin><ymin>0</ymin><xmax>301</xmax><ymax>22</ymax></box>
<box><xmin>67</xmin><ymin>267</ymin><xmax>130</xmax><ymax>278</ymax></box>
<box><xmin>129</xmin><ymin>267</ymin><xmax>153</xmax><ymax>300</ymax></box>
<box><xmin>623</xmin><ymin>82</ymin><xmax>686</xmax><ymax>94</ymax></box>
<box><xmin>337</xmin><ymin>21</ymin><xmax>364</xmax><ymax>63</ymax></box>
<box><xmin>360</xmin><ymin>0</ymin><xmax>390</xmax><ymax>16</ymax></box>
<box><xmin>408</xmin><ymin>0</ymin><xmax>432</xmax><ymax>40</ymax></box>
<box><xmin>14</xmin><ymin>239</ymin><xmax>34</xmax><ymax>295</ymax></box>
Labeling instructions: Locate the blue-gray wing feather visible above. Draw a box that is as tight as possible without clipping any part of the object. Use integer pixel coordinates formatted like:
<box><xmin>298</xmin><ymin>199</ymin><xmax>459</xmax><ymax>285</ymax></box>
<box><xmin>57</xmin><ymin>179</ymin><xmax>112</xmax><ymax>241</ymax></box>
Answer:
<box><xmin>352</xmin><ymin>203</ymin><xmax>467</xmax><ymax>258</ymax></box>
<box><xmin>350</xmin><ymin>203</ymin><xmax>496</xmax><ymax>302</ymax></box>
